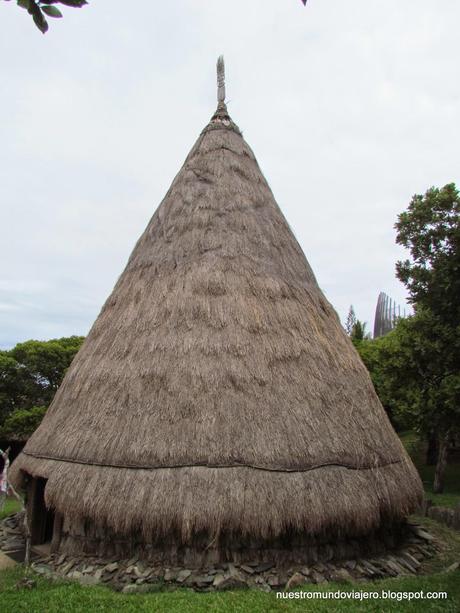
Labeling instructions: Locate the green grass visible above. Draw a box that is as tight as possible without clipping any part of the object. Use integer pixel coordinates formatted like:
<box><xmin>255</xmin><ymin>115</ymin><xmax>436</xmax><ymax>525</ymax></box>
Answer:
<box><xmin>0</xmin><ymin>496</ymin><xmax>22</xmax><ymax>521</ymax></box>
<box><xmin>0</xmin><ymin>516</ymin><xmax>459</xmax><ymax>613</ymax></box>
<box><xmin>399</xmin><ymin>431</ymin><xmax>460</xmax><ymax>508</ymax></box>
<box><xmin>0</xmin><ymin>565</ymin><xmax>459</xmax><ymax>613</ymax></box>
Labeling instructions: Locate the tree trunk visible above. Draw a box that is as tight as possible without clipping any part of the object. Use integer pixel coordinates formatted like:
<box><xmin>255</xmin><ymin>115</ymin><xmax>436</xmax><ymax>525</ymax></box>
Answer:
<box><xmin>433</xmin><ymin>433</ymin><xmax>449</xmax><ymax>494</ymax></box>
<box><xmin>426</xmin><ymin>430</ymin><xmax>439</xmax><ymax>466</ymax></box>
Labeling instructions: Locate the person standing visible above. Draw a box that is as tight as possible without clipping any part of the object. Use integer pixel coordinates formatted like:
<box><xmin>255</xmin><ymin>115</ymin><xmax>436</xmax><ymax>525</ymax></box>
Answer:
<box><xmin>0</xmin><ymin>447</ymin><xmax>11</xmax><ymax>510</ymax></box>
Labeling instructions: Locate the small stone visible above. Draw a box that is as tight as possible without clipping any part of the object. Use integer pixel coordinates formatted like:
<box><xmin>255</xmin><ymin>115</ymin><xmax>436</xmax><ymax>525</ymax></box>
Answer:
<box><xmin>55</xmin><ymin>554</ymin><xmax>67</xmax><ymax>566</ymax></box>
<box><xmin>255</xmin><ymin>562</ymin><xmax>274</xmax><ymax>573</ymax></box>
<box><xmin>257</xmin><ymin>582</ymin><xmax>271</xmax><ymax>592</ymax></box>
<box><xmin>212</xmin><ymin>574</ymin><xmax>225</xmax><ymax>588</ymax></box>
<box><xmin>61</xmin><ymin>561</ymin><xmax>76</xmax><ymax>575</ymax></box>
<box><xmin>411</xmin><ymin>527</ymin><xmax>435</xmax><ymax>541</ymax></box>
<box><xmin>122</xmin><ymin>584</ymin><xmax>151</xmax><ymax>594</ymax></box>
<box><xmin>4</xmin><ymin>539</ymin><xmax>24</xmax><ymax>551</ymax></box>
<box><xmin>267</xmin><ymin>575</ymin><xmax>282</xmax><ymax>587</ymax></box>
<box><xmin>226</xmin><ymin>565</ymin><xmax>245</xmax><ymax>581</ymax></box>
<box><xmin>164</xmin><ymin>568</ymin><xmax>177</xmax><ymax>582</ymax></box>
<box><xmin>313</xmin><ymin>562</ymin><xmax>327</xmax><ymax>573</ymax></box>
<box><xmin>400</xmin><ymin>552</ymin><xmax>421</xmax><ymax>568</ymax></box>
<box><xmin>79</xmin><ymin>575</ymin><xmax>100</xmax><ymax>586</ymax></box>
<box><xmin>329</xmin><ymin>568</ymin><xmax>352</xmax><ymax>582</ymax></box>
<box><xmin>240</xmin><ymin>565</ymin><xmax>255</xmax><ymax>574</ymax></box>
<box><xmin>417</xmin><ymin>545</ymin><xmax>434</xmax><ymax>558</ymax></box>
<box><xmin>69</xmin><ymin>571</ymin><xmax>83</xmax><ymax>580</ymax></box>
<box><xmin>94</xmin><ymin>569</ymin><xmax>103</xmax><ymax>580</ymax></box>
<box><xmin>286</xmin><ymin>572</ymin><xmax>306</xmax><ymax>589</ymax></box>
<box><xmin>33</xmin><ymin>565</ymin><xmax>52</xmax><ymax>576</ymax></box>
<box><xmin>344</xmin><ymin>560</ymin><xmax>357</xmax><ymax>571</ymax></box>
<box><xmin>300</xmin><ymin>566</ymin><xmax>311</xmax><ymax>577</ymax></box>
<box><xmin>101</xmin><ymin>575</ymin><xmax>113</xmax><ymax>583</ymax></box>
<box><xmin>104</xmin><ymin>562</ymin><xmax>119</xmax><ymax>573</ymax></box>
<box><xmin>411</xmin><ymin>551</ymin><xmax>425</xmax><ymax>562</ymax></box>
<box><xmin>442</xmin><ymin>562</ymin><xmax>459</xmax><ymax>574</ymax></box>
<box><xmin>360</xmin><ymin>560</ymin><xmax>378</xmax><ymax>576</ymax></box>
<box><xmin>395</xmin><ymin>558</ymin><xmax>417</xmax><ymax>574</ymax></box>
<box><xmin>215</xmin><ymin>575</ymin><xmax>247</xmax><ymax>590</ymax></box>
<box><xmin>82</xmin><ymin>565</ymin><xmax>95</xmax><ymax>574</ymax></box>
<box><xmin>311</xmin><ymin>571</ymin><xmax>326</xmax><ymax>584</ymax></box>
<box><xmin>126</xmin><ymin>556</ymin><xmax>138</xmax><ymax>567</ymax></box>
<box><xmin>192</xmin><ymin>574</ymin><xmax>214</xmax><ymax>586</ymax></box>
<box><xmin>176</xmin><ymin>569</ymin><xmax>192</xmax><ymax>583</ymax></box>
<box><xmin>386</xmin><ymin>558</ymin><xmax>407</xmax><ymax>575</ymax></box>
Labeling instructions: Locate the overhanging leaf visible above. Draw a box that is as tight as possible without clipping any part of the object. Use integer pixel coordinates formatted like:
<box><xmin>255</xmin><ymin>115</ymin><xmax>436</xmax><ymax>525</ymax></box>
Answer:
<box><xmin>32</xmin><ymin>7</ymin><xmax>48</xmax><ymax>32</ymax></box>
<box><xmin>41</xmin><ymin>4</ymin><xmax>62</xmax><ymax>17</ymax></box>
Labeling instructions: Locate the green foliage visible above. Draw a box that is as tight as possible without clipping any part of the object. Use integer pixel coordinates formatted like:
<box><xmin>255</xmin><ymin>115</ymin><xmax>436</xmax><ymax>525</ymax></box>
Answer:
<box><xmin>11</xmin><ymin>336</ymin><xmax>84</xmax><ymax>392</ymax></box>
<box><xmin>0</xmin><ymin>336</ymin><xmax>84</xmax><ymax>439</ymax></box>
<box><xmin>394</xmin><ymin>184</ymin><xmax>460</xmax><ymax>442</ymax></box>
<box><xmin>355</xmin><ymin>309</ymin><xmax>460</xmax><ymax>436</ymax></box>
<box><xmin>344</xmin><ymin>305</ymin><xmax>356</xmax><ymax>336</ymax></box>
<box><xmin>396</xmin><ymin>183</ymin><xmax>460</xmax><ymax>327</ymax></box>
<box><xmin>3</xmin><ymin>0</ymin><xmax>87</xmax><ymax>34</ymax></box>
<box><xmin>0</xmin><ymin>352</ymin><xmax>27</xmax><ymax>424</ymax></box>
<box><xmin>400</xmin><ymin>431</ymin><xmax>460</xmax><ymax>508</ymax></box>
<box><xmin>350</xmin><ymin>320</ymin><xmax>370</xmax><ymax>343</ymax></box>
<box><xmin>0</xmin><ymin>496</ymin><xmax>22</xmax><ymax>521</ymax></box>
<box><xmin>0</xmin><ymin>405</ymin><xmax>47</xmax><ymax>440</ymax></box>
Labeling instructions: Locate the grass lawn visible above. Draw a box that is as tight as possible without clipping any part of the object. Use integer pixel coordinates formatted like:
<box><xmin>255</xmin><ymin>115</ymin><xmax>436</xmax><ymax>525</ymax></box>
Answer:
<box><xmin>400</xmin><ymin>431</ymin><xmax>460</xmax><ymax>508</ymax></box>
<box><xmin>0</xmin><ymin>496</ymin><xmax>22</xmax><ymax>522</ymax></box>
<box><xmin>0</xmin><ymin>516</ymin><xmax>459</xmax><ymax>613</ymax></box>
<box><xmin>0</xmin><ymin>565</ymin><xmax>458</xmax><ymax>613</ymax></box>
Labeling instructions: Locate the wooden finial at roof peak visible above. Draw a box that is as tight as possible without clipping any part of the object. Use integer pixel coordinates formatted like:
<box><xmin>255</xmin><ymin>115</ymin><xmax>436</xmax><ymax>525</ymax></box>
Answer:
<box><xmin>217</xmin><ymin>55</ymin><xmax>225</xmax><ymax>105</ymax></box>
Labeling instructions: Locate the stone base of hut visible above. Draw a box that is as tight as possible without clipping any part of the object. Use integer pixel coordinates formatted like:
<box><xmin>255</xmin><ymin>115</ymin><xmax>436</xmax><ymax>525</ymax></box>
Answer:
<box><xmin>1</xmin><ymin>511</ymin><xmax>441</xmax><ymax>592</ymax></box>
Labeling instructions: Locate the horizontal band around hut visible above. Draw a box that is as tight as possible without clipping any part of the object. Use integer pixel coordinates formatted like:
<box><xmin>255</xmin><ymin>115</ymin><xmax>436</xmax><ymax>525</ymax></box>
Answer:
<box><xmin>22</xmin><ymin>450</ymin><xmax>401</xmax><ymax>473</ymax></box>
<box><xmin>10</xmin><ymin>453</ymin><xmax>422</xmax><ymax>544</ymax></box>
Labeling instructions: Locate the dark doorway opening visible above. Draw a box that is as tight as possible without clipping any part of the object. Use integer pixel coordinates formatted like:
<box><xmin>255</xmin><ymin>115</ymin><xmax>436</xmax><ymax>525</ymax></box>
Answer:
<box><xmin>29</xmin><ymin>477</ymin><xmax>55</xmax><ymax>546</ymax></box>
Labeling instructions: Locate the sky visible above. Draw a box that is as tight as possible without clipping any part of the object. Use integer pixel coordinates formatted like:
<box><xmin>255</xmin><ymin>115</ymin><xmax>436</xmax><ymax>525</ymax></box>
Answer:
<box><xmin>1</xmin><ymin>0</ymin><xmax>459</xmax><ymax>348</ymax></box>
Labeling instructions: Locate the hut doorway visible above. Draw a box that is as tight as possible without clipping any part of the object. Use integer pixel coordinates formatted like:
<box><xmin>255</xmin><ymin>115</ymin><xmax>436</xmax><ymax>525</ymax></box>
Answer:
<box><xmin>29</xmin><ymin>477</ymin><xmax>55</xmax><ymax>548</ymax></box>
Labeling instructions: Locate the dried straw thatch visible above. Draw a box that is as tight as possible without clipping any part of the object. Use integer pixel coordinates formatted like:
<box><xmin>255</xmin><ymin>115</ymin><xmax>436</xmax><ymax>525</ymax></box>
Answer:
<box><xmin>11</xmin><ymin>72</ymin><xmax>423</xmax><ymax>550</ymax></box>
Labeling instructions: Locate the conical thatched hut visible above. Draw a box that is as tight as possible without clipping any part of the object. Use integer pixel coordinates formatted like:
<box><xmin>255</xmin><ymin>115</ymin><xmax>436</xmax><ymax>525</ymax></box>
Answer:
<box><xmin>11</xmin><ymin>59</ymin><xmax>423</xmax><ymax>566</ymax></box>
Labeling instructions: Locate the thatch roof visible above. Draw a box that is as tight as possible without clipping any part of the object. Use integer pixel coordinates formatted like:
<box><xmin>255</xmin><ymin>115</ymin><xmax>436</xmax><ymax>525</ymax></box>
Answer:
<box><xmin>11</xmin><ymin>73</ymin><xmax>423</xmax><ymax>542</ymax></box>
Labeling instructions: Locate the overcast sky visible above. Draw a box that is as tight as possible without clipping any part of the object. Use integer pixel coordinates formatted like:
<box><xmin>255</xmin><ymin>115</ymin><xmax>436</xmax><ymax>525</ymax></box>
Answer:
<box><xmin>1</xmin><ymin>0</ymin><xmax>459</xmax><ymax>348</ymax></box>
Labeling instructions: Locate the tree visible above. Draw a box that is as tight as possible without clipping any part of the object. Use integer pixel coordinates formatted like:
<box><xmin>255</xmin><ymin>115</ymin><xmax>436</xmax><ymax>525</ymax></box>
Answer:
<box><xmin>394</xmin><ymin>183</ymin><xmax>460</xmax><ymax>492</ymax></box>
<box><xmin>3</xmin><ymin>0</ymin><xmax>87</xmax><ymax>34</ymax></box>
<box><xmin>351</xmin><ymin>320</ymin><xmax>370</xmax><ymax>343</ymax></box>
<box><xmin>10</xmin><ymin>336</ymin><xmax>84</xmax><ymax>394</ymax></box>
<box><xmin>345</xmin><ymin>305</ymin><xmax>357</xmax><ymax>336</ymax></box>
<box><xmin>396</xmin><ymin>183</ymin><xmax>460</xmax><ymax>327</ymax></box>
<box><xmin>0</xmin><ymin>352</ymin><xmax>28</xmax><ymax>424</ymax></box>
<box><xmin>0</xmin><ymin>336</ymin><xmax>84</xmax><ymax>438</ymax></box>
<box><xmin>0</xmin><ymin>406</ymin><xmax>47</xmax><ymax>441</ymax></box>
